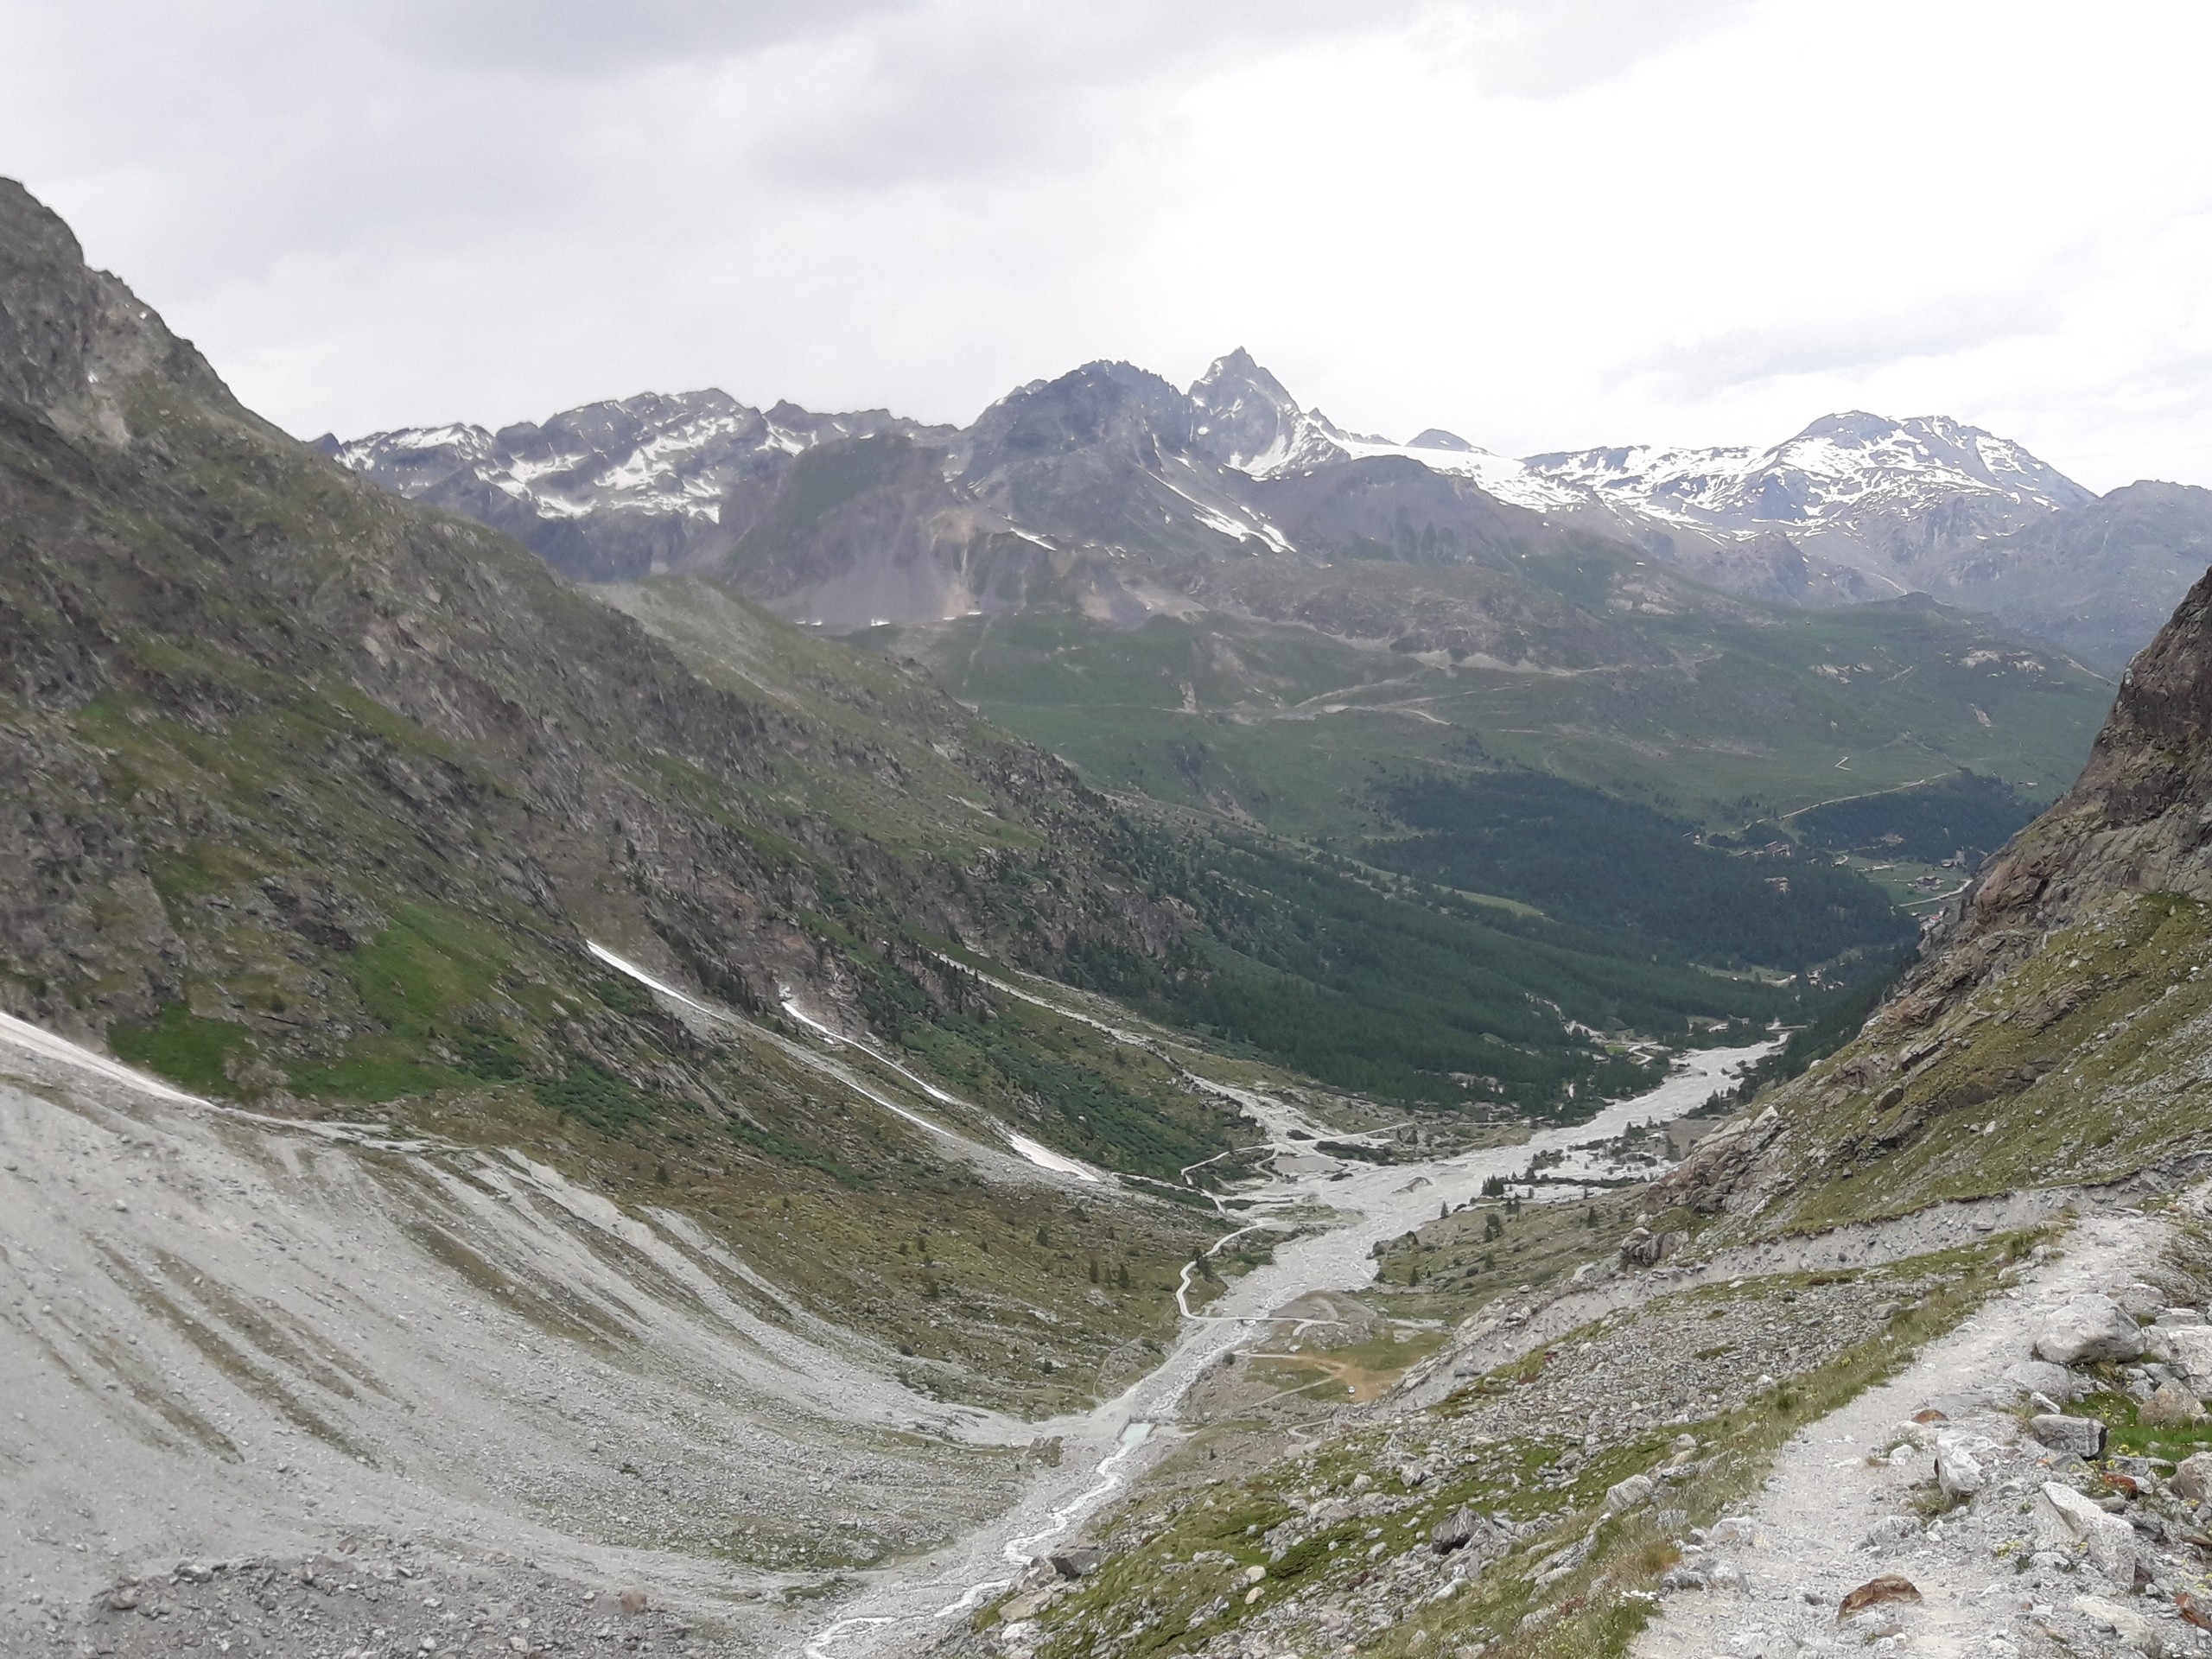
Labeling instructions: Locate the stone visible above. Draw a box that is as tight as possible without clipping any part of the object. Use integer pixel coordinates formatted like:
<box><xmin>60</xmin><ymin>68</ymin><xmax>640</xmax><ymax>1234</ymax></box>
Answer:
<box><xmin>2003</xmin><ymin>1359</ymin><xmax>2078</xmax><ymax>1402</ymax></box>
<box><xmin>2171</xmin><ymin>1452</ymin><xmax>2212</xmax><ymax>1502</ymax></box>
<box><xmin>2028</xmin><ymin>1414</ymin><xmax>2108</xmax><ymax>1459</ymax></box>
<box><xmin>1431</xmin><ymin>1508</ymin><xmax>1480</xmax><ymax>1554</ymax></box>
<box><xmin>1936</xmin><ymin>1440</ymin><xmax>1985</xmax><ymax>1497</ymax></box>
<box><xmin>2141</xmin><ymin>1382</ymin><xmax>2203</xmax><ymax>1425</ymax></box>
<box><xmin>2039</xmin><ymin>1482</ymin><xmax>2142</xmax><ymax>1583</ymax></box>
<box><xmin>1048</xmin><ymin>1546</ymin><xmax>1103</xmax><ymax>1580</ymax></box>
<box><xmin>2034</xmin><ymin>1299</ymin><xmax>2147</xmax><ymax>1365</ymax></box>
<box><xmin>2074</xmin><ymin>1592</ymin><xmax>2164</xmax><ymax>1655</ymax></box>
<box><xmin>1242</xmin><ymin>1564</ymin><xmax>1265</xmax><ymax>1584</ymax></box>
<box><xmin>1838</xmin><ymin>1575</ymin><xmax>1921</xmax><ymax>1618</ymax></box>
<box><xmin>2169</xmin><ymin>1325</ymin><xmax>2212</xmax><ymax>1384</ymax></box>
<box><xmin>1860</xmin><ymin>1516</ymin><xmax>1920</xmax><ymax>1550</ymax></box>
<box><xmin>1602</xmin><ymin>1473</ymin><xmax>1656</xmax><ymax>1515</ymax></box>
<box><xmin>105</xmin><ymin>1586</ymin><xmax>139</xmax><ymax>1612</ymax></box>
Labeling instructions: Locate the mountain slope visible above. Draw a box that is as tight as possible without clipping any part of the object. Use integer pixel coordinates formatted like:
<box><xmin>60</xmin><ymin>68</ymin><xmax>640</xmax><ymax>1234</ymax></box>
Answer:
<box><xmin>1654</xmin><ymin>557</ymin><xmax>2212</xmax><ymax>1235</ymax></box>
<box><xmin>316</xmin><ymin>390</ymin><xmax>942</xmax><ymax>582</ymax></box>
<box><xmin>1936</xmin><ymin>478</ymin><xmax>2212</xmax><ymax>669</ymax></box>
<box><xmin>1</xmin><ymin>175</ymin><xmax>1317</xmax><ymax>1412</ymax></box>
<box><xmin>336</xmin><ymin>359</ymin><xmax>2176</xmax><ymax>658</ymax></box>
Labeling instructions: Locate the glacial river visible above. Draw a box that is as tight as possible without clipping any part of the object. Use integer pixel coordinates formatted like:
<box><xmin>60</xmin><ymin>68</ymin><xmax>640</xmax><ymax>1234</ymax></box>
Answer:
<box><xmin>799</xmin><ymin>1038</ymin><xmax>1777</xmax><ymax>1658</ymax></box>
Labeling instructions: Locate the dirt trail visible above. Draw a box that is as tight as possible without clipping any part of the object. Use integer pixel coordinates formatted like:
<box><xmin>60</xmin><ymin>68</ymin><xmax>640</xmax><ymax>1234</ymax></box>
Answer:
<box><xmin>1631</xmin><ymin>1206</ymin><xmax>2171</xmax><ymax>1659</ymax></box>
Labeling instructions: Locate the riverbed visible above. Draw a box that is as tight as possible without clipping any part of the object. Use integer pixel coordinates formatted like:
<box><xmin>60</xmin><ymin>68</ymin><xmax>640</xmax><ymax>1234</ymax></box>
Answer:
<box><xmin>800</xmin><ymin>1038</ymin><xmax>1776</xmax><ymax>1658</ymax></box>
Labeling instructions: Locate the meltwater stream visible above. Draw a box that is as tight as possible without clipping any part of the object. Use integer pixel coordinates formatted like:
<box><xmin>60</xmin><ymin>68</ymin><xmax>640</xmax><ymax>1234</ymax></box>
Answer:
<box><xmin>798</xmin><ymin>1039</ymin><xmax>1775</xmax><ymax>1659</ymax></box>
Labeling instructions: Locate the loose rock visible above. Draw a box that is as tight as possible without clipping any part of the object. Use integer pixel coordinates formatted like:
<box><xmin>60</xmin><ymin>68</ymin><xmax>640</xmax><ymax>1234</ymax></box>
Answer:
<box><xmin>2034</xmin><ymin>1298</ymin><xmax>2147</xmax><ymax>1364</ymax></box>
<box><xmin>2074</xmin><ymin>1592</ymin><xmax>2164</xmax><ymax>1656</ymax></box>
<box><xmin>2141</xmin><ymin>1380</ymin><xmax>2203</xmax><ymax>1425</ymax></box>
<box><xmin>2028</xmin><ymin>1413</ymin><xmax>2107</xmax><ymax>1458</ymax></box>
<box><xmin>1602</xmin><ymin>1473</ymin><xmax>1656</xmax><ymax>1515</ymax></box>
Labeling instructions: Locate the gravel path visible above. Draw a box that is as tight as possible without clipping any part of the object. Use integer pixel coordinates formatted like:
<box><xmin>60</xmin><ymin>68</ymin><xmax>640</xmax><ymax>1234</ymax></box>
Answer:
<box><xmin>1633</xmin><ymin>1205</ymin><xmax>2205</xmax><ymax>1659</ymax></box>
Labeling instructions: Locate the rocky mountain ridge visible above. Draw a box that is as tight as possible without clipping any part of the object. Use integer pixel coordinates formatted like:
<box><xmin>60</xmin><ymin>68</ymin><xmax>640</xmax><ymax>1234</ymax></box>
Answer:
<box><xmin>329</xmin><ymin>351</ymin><xmax>2209</xmax><ymax>666</ymax></box>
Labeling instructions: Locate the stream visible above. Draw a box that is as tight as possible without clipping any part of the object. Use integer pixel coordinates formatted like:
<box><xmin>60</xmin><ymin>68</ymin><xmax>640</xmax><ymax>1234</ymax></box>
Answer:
<box><xmin>798</xmin><ymin>1037</ymin><xmax>1776</xmax><ymax>1658</ymax></box>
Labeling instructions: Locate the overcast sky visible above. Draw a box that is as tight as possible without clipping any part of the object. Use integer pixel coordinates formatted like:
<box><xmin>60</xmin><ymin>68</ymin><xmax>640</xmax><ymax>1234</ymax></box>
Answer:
<box><xmin>7</xmin><ymin>0</ymin><xmax>2211</xmax><ymax>490</ymax></box>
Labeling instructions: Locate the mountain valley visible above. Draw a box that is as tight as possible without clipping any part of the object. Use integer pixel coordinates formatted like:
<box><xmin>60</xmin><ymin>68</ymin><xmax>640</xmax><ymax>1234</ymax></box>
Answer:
<box><xmin>13</xmin><ymin>162</ymin><xmax>2212</xmax><ymax>1659</ymax></box>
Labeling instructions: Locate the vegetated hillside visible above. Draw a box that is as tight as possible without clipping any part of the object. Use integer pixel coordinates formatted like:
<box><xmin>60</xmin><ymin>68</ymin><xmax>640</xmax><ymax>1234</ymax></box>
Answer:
<box><xmin>1792</xmin><ymin>769</ymin><xmax>2044</xmax><ymax>868</ymax></box>
<box><xmin>889</xmin><ymin>548</ymin><xmax>2109</xmax><ymax>854</ymax></box>
<box><xmin>1936</xmin><ymin>479</ymin><xmax>2212</xmax><ymax>671</ymax></box>
<box><xmin>0</xmin><ymin>178</ymin><xmax>1269</xmax><ymax>1397</ymax></box>
<box><xmin>593</xmin><ymin>579</ymin><xmax>1820</xmax><ymax>1118</ymax></box>
<box><xmin>1654</xmin><ymin>558</ymin><xmax>2212</xmax><ymax>1237</ymax></box>
<box><xmin>1362</xmin><ymin>771</ymin><xmax>1914</xmax><ymax>974</ymax></box>
<box><xmin>0</xmin><ymin>173</ymin><xmax>1809</xmax><ymax>1357</ymax></box>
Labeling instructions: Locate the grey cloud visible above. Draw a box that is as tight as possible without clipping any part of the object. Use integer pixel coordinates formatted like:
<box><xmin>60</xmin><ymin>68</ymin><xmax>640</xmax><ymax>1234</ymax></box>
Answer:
<box><xmin>1440</xmin><ymin>0</ymin><xmax>1761</xmax><ymax>98</ymax></box>
<box><xmin>346</xmin><ymin>0</ymin><xmax>924</xmax><ymax>75</ymax></box>
<box><xmin>1623</xmin><ymin>289</ymin><xmax>2070</xmax><ymax>398</ymax></box>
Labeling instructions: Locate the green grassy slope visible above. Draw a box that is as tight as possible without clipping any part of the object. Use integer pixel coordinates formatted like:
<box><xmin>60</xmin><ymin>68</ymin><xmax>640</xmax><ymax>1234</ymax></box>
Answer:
<box><xmin>875</xmin><ymin>552</ymin><xmax>2108</xmax><ymax>848</ymax></box>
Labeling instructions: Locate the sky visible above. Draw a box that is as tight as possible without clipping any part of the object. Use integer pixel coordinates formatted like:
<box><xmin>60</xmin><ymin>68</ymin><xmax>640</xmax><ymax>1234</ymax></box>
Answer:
<box><xmin>6</xmin><ymin>0</ymin><xmax>2212</xmax><ymax>492</ymax></box>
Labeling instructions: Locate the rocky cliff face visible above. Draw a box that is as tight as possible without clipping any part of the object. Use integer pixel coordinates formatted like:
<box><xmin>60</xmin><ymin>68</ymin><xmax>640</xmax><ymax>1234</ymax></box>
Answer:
<box><xmin>1656</xmin><ymin>564</ymin><xmax>2212</xmax><ymax>1232</ymax></box>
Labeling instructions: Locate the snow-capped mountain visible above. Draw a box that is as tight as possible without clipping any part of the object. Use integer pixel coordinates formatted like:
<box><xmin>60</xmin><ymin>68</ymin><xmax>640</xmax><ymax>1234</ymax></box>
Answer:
<box><xmin>1188</xmin><ymin>348</ymin><xmax>1582</xmax><ymax>514</ymax></box>
<box><xmin>318</xmin><ymin>391</ymin><xmax>933</xmax><ymax>580</ymax></box>
<box><xmin>331</xmin><ymin>354</ymin><xmax>2196</xmax><ymax>664</ymax></box>
<box><xmin>1525</xmin><ymin>412</ymin><xmax>2094</xmax><ymax>574</ymax></box>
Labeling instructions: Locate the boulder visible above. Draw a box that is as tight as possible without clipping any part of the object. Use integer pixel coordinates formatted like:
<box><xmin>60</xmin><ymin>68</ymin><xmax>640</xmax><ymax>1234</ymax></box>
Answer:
<box><xmin>2142</xmin><ymin>1382</ymin><xmax>2204</xmax><ymax>1426</ymax></box>
<box><xmin>2028</xmin><ymin>1414</ymin><xmax>2108</xmax><ymax>1459</ymax></box>
<box><xmin>2034</xmin><ymin>1300</ymin><xmax>2146</xmax><ymax>1365</ymax></box>
<box><xmin>1431</xmin><ymin>1508</ymin><xmax>1480</xmax><ymax>1555</ymax></box>
<box><xmin>2038</xmin><ymin>1482</ymin><xmax>2142</xmax><ymax>1583</ymax></box>
<box><xmin>1048</xmin><ymin>1546</ymin><xmax>1103</xmax><ymax>1580</ymax></box>
<box><xmin>2170</xmin><ymin>1325</ymin><xmax>2212</xmax><ymax>1385</ymax></box>
<box><xmin>1601</xmin><ymin>1473</ymin><xmax>1656</xmax><ymax>1515</ymax></box>
<box><xmin>1618</xmin><ymin>1228</ymin><xmax>1683</xmax><ymax>1268</ymax></box>
<box><xmin>1936</xmin><ymin>1440</ymin><xmax>1985</xmax><ymax>1497</ymax></box>
<box><xmin>2172</xmin><ymin>1452</ymin><xmax>2212</xmax><ymax>1503</ymax></box>
<box><xmin>2003</xmin><ymin>1359</ymin><xmax>2079</xmax><ymax>1402</ymax></box>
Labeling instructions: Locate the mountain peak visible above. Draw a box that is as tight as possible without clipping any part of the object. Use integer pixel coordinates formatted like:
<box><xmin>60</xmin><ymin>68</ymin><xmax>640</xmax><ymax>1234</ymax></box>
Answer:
<box><xmin>1187</xmin><ymin>348</ymin><xmax>1347</xmax><ymax>476</ymax></box>
<box><xmin>0</xmin><ymin>178</ymin><xmax>250</xmax><ymax>444</ymax></box>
